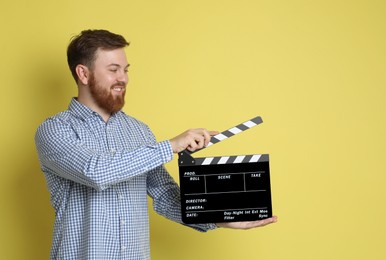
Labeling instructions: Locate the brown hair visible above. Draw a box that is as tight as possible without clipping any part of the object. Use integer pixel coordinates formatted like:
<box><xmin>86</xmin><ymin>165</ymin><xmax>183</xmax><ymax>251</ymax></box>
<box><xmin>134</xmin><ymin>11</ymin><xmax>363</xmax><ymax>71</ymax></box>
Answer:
<box><xmin>67</xmin><ymin>29</ymin><xmax>129</xmax><ymax>82</ymax></box>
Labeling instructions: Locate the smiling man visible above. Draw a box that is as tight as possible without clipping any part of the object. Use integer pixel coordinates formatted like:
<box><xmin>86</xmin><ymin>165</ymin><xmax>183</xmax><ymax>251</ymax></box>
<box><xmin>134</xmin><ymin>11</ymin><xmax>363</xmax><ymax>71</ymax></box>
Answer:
<box><xmin>35</xmin><ymin>29</ymin><xmax>277</xmax><ymax>260</ymax></box>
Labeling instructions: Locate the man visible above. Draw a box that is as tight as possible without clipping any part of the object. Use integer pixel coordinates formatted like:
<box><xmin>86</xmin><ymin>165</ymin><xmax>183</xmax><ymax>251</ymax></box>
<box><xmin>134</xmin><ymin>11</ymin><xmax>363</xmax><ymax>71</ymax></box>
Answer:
<box><xmin>35</xmin><ymin>29</ymin><xmax>277</xmax><ymax>259</ymax></box>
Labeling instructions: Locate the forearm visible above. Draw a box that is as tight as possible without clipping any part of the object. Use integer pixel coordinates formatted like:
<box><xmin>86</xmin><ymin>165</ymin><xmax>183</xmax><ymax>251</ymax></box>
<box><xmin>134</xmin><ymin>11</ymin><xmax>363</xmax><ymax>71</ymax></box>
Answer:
<box><xmin>41</xmin><ymin>141</ymin><xmax>172</xmax><ymax>190</ymax></box>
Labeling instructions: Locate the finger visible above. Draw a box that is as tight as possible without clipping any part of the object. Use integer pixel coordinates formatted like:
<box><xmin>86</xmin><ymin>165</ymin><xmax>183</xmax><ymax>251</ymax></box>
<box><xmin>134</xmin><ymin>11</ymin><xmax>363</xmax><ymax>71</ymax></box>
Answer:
<box><xmin>187</xmin><ymin>138</ymin><xmax>199</xmax><ymax>151</ymax></box>
<box><xmin>205</xmin><ymin>131</ymin><xmax>219</xmax><ymax>146</ymax></box>
<box><xmin>200</xmin><ymin>129</ymin><xmax>218</xmax><ymax>146</ymax></box>
<box><xmin>201</xmin><ymin>130</ymin><xmax>211</xmax><ymax>147</ymax></box>
<box><xmin>229</xmin><ymin>217</ymin><xmax>277</xmax><ymax>229</ymax></box>
<box><xmin>242</xmin><ymin>221</ymin><xmax>266</xmax><ymax>229</ymax></box>
<box><xmin>196</xmin><ymin>135</ymin><xmax>205</xmax><ymax>149</ymax></box>
<box><xmin>193</xmin><ymin>130</ymin><xmax>208</xmax><ymax>149</ymax></box>
<box><xmin>209</xmin><ymin>130</ymin><xmax>220</xmax><ymax>137</ymax></box>
<box><xmin>248</xmin><ymin>216</ymin><xmax>278</xmax><ymax>228</ymax></box>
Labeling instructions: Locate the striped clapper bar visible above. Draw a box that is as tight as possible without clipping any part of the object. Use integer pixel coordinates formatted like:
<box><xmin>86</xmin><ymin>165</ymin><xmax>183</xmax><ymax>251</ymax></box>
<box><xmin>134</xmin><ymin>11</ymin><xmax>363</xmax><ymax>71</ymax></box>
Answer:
<box><xmin>178</xmin><ymin>116</ymin><xmax>272</xmax><ymax>224</ymax></box>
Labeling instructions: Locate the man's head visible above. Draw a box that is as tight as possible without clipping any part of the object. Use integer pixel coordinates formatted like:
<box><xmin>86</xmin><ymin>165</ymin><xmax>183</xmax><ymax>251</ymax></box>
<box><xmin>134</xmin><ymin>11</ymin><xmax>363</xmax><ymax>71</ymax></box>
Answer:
<box><xmin>67</xmin><ymin>30</ymin><xmax>130</xmax><ymax>114</ymax></box>
<box><xmin>67</xmin><ymin>29</ymin><xmax>129</xmax><ymax>82</ymax></box>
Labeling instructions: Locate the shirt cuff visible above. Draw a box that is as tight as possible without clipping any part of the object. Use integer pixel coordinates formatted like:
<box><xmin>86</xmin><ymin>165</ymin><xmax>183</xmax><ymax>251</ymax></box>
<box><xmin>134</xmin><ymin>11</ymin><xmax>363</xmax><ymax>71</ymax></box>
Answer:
<box><xmin>207</xmin><ymin>223</ymin><xmax>219</xmax><ymax>230</ymax></box>
<box><xmin>158</xmin><ymin>140</ymin><xmax>174</xmax><ymax>163</ymax></box>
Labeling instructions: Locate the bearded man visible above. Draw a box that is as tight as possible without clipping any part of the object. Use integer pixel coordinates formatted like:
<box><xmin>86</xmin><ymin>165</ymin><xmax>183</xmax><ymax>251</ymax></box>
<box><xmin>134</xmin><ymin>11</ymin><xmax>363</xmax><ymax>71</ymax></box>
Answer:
<box><xmin>35</xmin><ymin>29</ymin><xmax>277</xmax><ymax>260</ymax></box>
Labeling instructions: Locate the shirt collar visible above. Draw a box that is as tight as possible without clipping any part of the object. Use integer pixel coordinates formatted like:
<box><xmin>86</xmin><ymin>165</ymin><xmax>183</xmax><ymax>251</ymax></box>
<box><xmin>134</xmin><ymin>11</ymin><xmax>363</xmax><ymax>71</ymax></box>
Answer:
<box><xmin>68</xmin><ymin>98</ymin><xmax>96</xmax><ymax>121</ymax></box>
<box><xmin>68</xmin><ymin>98</ymin><xmax>124</xmax><ymax>121</ymax></box>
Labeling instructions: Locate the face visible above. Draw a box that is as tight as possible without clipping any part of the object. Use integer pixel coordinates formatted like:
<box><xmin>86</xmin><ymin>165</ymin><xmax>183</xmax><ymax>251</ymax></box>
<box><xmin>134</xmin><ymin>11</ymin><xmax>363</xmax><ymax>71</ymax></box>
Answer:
<box><xmin>88</xmin><ymin>48</ymin><xmax>129</xmax><ymax>114</ymax></box>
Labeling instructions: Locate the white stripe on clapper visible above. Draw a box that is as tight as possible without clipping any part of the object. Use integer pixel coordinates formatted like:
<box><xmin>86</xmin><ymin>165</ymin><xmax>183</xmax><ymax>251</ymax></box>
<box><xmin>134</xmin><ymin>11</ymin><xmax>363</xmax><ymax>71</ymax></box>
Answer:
<box><xmin>228</xmin><ymin>127</ymin><xmax>242</xmax><ymax>135</ymax></box>
<box><xmin>243</xmin><ymin>120</ymin><xmax>257</xmax><ymax>128</ymax></box>
<box><xmin>218</xmin><ymin>156</ymin><xmax>230</xmax><ymax>164</ymax></box>
<box><xmin>250</xmin><ymin>154</ymin><xmax>261</xmax><ymax>162</ymax></box>
<box><xmin>202</xmin><ymin>157</ymin><xmax>214</xmax><ymax>165</ymax></box>
<box><xmin>214</xmin><ymin>133</ymin><xmax>228</xmax><ymax>141</ymax></box>
<box><xmin>233</xmin><ymin>155</ymin><xmax>246</xmax><ymax>163</ymax></box>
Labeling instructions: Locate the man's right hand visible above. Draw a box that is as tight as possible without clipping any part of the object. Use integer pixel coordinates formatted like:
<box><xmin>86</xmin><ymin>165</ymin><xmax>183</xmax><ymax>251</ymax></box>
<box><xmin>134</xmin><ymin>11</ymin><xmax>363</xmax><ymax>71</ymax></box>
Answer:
<box><xmin>170</xmin><ymin>129</ymin><xmax>219</xmax><ymax>153</ymax></box>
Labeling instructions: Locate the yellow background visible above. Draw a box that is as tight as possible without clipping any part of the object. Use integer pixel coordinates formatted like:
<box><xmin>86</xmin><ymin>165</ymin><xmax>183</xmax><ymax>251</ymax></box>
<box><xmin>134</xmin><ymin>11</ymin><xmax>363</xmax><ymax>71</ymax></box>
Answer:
<box><xmin>1</xmin><ymin>0</ymin><xmax>385</xmax><ymax>259</ymax></box>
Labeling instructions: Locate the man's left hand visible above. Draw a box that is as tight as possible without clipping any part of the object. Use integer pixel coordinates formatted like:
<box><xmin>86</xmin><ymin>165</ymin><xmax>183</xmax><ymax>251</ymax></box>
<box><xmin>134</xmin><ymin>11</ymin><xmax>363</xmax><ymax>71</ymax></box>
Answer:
<box><xmin>216</xmin><ymin>216</ymin><xmax>278</xmax><ymax>230</ymax></box>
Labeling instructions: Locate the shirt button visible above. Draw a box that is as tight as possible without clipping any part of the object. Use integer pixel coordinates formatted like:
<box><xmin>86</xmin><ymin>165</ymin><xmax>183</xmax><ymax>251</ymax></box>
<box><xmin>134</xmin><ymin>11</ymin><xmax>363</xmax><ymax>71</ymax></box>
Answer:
<box><xmin>121</xmin><ymin>220</ymin><xmax>126</xmax><ymax>225</ymax></box>
<box><xmin>121</xmin><ymin>246</ymin><xmax>126</xmax><ymax>251</ymax></box>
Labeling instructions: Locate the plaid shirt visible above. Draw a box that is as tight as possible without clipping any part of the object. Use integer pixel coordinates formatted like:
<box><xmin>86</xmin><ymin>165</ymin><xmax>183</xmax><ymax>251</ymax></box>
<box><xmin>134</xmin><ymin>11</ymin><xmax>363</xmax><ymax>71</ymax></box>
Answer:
<box><xmin>35</xmin><ymin>98</ymin><xmax>216</xmax><ymax>260</ymax></box>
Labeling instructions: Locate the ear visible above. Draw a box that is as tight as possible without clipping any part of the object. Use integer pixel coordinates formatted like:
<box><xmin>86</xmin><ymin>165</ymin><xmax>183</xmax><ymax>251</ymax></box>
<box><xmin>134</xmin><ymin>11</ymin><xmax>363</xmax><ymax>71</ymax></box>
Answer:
<box><xmin>75</xmin><ymin>64</ymin><xmax>91</xmax><ymax>85</ymax></box>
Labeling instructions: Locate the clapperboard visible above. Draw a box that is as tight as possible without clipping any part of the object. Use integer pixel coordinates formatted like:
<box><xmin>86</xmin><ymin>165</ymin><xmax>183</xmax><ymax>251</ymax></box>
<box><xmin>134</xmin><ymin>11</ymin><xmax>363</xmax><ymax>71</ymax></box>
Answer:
<box><xmin>178</xmin><ymin>116</ymin><xmax>272</xmax><ymax>224</ymax></box>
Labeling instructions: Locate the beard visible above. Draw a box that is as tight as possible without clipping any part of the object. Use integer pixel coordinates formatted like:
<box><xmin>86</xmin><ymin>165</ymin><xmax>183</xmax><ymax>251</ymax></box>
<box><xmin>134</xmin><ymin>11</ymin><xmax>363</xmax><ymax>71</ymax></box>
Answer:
<box><xmin>88</xmin><ymin>72</ymin><xmax>126</xmax><ymax>114</ymax></box>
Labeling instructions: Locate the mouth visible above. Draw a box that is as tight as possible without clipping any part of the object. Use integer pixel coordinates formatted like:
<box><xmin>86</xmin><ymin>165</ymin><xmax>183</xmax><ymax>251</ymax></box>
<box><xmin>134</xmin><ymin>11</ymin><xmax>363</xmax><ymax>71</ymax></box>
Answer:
<box><xmin>112</xmin><ymin>86</ymin><xmax>125</xmax><ymax>93</ymax></box>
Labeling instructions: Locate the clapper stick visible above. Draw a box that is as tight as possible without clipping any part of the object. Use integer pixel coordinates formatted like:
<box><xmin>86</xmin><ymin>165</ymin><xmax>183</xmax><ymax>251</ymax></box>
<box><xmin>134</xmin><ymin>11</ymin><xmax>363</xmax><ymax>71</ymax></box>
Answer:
<box><xmin>179</xmin><ymin>116</ymin><xmax>263</xmax><ymax>165</ymax></box>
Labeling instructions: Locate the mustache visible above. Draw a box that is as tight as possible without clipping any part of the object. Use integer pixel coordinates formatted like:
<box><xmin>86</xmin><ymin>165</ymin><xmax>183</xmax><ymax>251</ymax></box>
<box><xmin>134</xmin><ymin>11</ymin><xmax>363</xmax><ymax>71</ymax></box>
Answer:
<box><xmin>112</xmin><ymin>81</ymin><xmax>126</xmax><ymax>88</ymax></box>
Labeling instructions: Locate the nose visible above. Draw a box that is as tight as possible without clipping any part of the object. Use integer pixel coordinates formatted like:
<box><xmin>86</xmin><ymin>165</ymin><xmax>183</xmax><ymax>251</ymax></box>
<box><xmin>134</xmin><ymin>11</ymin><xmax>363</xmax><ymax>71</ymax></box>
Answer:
<box><xmin>117</xmin><ymin>70</ymin><xmax>129</xmax><ymax>85</ymax></box>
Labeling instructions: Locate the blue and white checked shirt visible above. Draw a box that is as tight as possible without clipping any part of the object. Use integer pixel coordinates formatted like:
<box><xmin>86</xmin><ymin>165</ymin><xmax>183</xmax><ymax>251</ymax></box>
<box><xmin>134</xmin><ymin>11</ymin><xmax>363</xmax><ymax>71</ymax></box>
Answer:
<box><xmin>35</xmin><ymin>98</ymin><xmax>216</xmax><ymax>260</ymax></box>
